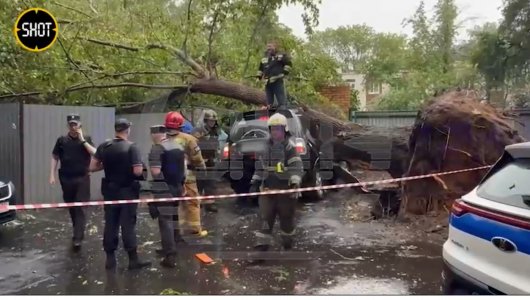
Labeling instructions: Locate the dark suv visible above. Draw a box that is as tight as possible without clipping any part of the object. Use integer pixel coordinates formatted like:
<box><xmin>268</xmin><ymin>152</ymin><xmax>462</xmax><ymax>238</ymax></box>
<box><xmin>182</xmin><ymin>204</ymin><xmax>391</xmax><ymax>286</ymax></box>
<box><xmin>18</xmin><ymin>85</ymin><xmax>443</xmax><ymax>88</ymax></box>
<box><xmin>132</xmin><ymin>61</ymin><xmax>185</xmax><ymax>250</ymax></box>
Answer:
<box><xmin>0</xmin><ymin>180</ymin><xmax>16</xmax><ymax>225</ymax></box>
<box><xmin>219</xmin><ymin>108</ymin><xmax>329</xmax><ymax>204</ymax></box>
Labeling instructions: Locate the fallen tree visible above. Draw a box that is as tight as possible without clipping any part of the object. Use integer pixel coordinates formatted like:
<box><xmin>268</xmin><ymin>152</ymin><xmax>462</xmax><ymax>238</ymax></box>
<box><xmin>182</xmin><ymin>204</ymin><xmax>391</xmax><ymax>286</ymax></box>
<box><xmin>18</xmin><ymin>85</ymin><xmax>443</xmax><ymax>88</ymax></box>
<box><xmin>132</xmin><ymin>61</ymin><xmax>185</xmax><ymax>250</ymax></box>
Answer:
<box><xmin>400</xmin><ymin>90</ymin><xmax>525</xmax><ymax>216</ymax></box>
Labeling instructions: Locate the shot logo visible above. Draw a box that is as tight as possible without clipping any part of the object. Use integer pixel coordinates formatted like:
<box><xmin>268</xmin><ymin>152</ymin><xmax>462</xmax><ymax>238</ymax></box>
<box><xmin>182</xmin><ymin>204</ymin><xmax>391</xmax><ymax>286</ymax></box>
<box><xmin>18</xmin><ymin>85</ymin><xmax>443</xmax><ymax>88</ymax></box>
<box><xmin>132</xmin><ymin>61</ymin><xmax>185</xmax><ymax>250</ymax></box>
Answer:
<box><xmin>14</xmin><ymin>8</ymin><xmax>58</xmax><ymax>52</ymax></box>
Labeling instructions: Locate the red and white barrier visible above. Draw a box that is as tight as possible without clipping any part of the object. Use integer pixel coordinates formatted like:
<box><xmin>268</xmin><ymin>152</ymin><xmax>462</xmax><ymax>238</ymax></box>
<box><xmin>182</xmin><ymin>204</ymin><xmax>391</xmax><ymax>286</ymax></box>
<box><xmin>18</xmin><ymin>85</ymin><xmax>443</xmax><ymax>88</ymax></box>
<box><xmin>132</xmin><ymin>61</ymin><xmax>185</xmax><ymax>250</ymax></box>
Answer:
<box><xmin>1</xmin><ymin>165</ymin><xmax>492</xmax><ymax>211</ymax></box>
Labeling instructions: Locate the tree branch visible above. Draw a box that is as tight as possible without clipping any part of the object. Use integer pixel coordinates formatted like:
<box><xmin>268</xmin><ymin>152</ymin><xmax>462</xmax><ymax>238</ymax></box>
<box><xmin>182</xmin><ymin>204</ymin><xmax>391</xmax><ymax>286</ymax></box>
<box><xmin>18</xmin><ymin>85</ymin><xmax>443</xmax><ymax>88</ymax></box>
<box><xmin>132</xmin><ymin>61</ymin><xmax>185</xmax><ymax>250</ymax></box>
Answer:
<box><xmin>0</xmin><ymin>92</ymin><xmax>42</xmax><ymax>99</ymax></box>
<box><xmin>51</xmin><ymin>0</ymin><xmax>93</xmax><ymax>18</ymax></box>
<box><xmin>207</xmin><ymin>2</ymin><xmax>224</xmax><ymax>76</ymax></box>
<box><xmin>81</xmin><ymin>38</ymin><xmax>206</xmax><ymax>78</ymax></box>
<box><xmin>242</xmin><ymin>2</ymin><xmax>269</xmax><ymax>78</ymax></box>
<box><xmin>57</xmin><ymin>38</ymin><xmax>94</xmax><ymax>85</ymax></box>
<box><xmin>182</xmin><ymin>0</ymin><xmax>194</xmax><ymax>55</ymax></box>
<box><xmin>87</xmin><ymin>0</ymin><xmax>99</xmax><ymax>14</ymax></box>
<box><xmin>68</xmin><ymin>70</ymin><xmax>193</xmax><ymax>89</ymax></box>
<box><xmin>146</xmin><ymin>44</ymin><xmax>207</xmax><ymax>78</ymax></box>
<box><xmin>82</xmin><ymin>37</ymin><xmax>139</xmax><ymax>51</ymax></box>
<box><xmin>0</xmin><ymin>83</ymin><xmax>187</xmax><ymax>99</ymax></box>
<box><xmin>65</xmin><ymin>82</ymin><xmax>186</xmax><ymax>92</ymax></box>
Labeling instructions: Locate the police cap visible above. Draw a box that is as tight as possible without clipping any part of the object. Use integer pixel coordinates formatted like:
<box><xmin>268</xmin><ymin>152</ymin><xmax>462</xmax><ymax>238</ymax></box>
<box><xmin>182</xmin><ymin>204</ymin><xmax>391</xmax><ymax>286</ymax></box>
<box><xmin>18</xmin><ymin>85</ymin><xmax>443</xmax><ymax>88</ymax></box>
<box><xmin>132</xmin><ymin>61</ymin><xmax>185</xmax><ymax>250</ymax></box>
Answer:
<box><xmin>115</xmin><ymin>118</ymin><xmax>132</xmax><ymax>132</ymax></box>
<box><xmin>150</xmin><ymin>125</ymin><xmax>166</xmax><ymax>134</ymax></box>
<box><xmin>67</xmin><ymin>113</ymin><xmax>81</xmax><ymax>124</ymax></box>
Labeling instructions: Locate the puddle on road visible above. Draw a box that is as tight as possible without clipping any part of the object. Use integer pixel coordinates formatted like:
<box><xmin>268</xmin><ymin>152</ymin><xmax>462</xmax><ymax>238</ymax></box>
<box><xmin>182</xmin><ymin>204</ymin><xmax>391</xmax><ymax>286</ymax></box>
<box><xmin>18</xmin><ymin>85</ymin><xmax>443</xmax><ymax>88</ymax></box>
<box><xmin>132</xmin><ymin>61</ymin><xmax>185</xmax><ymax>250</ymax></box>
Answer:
<box><xmin>311</xmin><ymin>277</ymin><xmax>409</xmax><ymax>295</ymax></box>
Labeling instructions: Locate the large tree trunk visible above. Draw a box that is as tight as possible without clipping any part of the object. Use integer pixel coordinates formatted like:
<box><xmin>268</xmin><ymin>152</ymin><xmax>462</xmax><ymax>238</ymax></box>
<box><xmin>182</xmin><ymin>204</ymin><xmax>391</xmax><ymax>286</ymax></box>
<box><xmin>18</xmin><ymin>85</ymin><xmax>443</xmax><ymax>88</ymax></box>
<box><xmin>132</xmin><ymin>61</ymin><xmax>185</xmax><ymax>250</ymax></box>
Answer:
<box><xmin>188</xmin><ymin>78</ymin><xmax>369</xmax><ymax>133</ymax></box>
<box><xmin>185</xmin><ymin>78</ymin><xmax>412</xmax><ymax>177</ymax></box>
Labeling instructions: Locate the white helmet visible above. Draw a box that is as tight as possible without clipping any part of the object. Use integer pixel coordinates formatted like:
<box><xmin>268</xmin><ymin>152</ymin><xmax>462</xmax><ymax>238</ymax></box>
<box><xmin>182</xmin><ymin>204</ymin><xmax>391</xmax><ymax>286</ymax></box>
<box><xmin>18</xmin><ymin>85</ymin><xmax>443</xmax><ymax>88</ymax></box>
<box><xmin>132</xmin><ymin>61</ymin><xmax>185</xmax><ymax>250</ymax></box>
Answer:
<box><xmin>267</xmin><ymin>113</ymin><xmax>289</xmax><ymax>132</ymax></box>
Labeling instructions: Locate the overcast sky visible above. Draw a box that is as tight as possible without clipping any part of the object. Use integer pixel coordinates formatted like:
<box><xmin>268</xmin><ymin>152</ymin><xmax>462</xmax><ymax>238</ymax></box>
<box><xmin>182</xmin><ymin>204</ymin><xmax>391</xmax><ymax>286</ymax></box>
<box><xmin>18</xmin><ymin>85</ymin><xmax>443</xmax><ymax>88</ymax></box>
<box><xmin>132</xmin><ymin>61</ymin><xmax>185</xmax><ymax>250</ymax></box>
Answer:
<box><xmin>277</xmin><ymin>0</ymin><xmax>504</xmax><ymax>41</ymax></box>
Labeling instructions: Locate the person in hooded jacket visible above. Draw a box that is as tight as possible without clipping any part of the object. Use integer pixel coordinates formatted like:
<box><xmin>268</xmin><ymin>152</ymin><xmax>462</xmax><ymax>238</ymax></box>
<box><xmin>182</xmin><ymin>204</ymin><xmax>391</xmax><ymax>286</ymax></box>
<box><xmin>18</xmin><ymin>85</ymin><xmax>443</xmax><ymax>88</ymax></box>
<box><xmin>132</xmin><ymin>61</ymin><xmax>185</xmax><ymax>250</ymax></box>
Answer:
<box><xmin>192</xmin><ymin>109</ymin><xmax>228</xmax><ymax>212</ymax></box>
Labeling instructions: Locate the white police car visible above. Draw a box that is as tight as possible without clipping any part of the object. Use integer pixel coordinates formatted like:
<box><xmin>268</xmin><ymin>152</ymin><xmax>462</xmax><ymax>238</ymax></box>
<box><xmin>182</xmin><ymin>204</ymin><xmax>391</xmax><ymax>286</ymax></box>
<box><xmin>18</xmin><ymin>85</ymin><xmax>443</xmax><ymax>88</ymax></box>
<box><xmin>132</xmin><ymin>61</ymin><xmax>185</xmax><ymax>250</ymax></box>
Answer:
<box><xmin>442</xmin><ymin>142</ymin><xmax>530</xmax><ymax>295</ymax></box>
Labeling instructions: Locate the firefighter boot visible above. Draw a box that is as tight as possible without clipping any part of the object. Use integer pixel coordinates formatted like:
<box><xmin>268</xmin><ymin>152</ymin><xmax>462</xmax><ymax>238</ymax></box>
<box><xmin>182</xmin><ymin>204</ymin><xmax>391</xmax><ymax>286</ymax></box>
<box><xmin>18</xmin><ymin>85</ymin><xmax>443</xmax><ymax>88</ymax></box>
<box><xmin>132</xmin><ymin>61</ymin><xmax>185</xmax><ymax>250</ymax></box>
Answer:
<box><xmin>160</xmin><ymin>254</ymin><xmax>177</xmax><ymax>268</ymax></box>
<box><xmin>204</xmin><ymin>203</ymin><xmax>218</xmax><ymax>213</ymax></box>
<box><xmin>249</xmin><ymin>244</ymin><xmax>269</xmax><ymax>265</ymax></box>
<box><xmin>281</xmin><ymin>234</ymin><xmax>294</xmax><ymax>250</ymax></box>
<box><xmin>105</xmin><ymin>251</ymin><xmax>117</xmax><ymax>270</ymax></box>
<box><xmin>127</xmin><ymin>249</ymin><xmax>151</xmax><ymax>270</ymax></box>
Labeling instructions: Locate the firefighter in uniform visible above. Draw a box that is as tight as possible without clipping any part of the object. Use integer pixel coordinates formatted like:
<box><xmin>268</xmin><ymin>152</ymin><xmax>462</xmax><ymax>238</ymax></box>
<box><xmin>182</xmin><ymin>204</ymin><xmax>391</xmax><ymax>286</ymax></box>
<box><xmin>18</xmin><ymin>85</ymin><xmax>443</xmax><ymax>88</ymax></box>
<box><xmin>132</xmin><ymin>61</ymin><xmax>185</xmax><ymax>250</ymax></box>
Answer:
<box><xmin>257</xmin><ymin>41</ymin><xmax>293</xmax><ymax>110</ymax></box>
<box><xmin>250</xmin><ymin>113</ymin><xmax>303</xmax><ymax>253</ymax></box>
<box><xmin>164</xmin><ymin>111</ymin><xmax>208</xmax><ymax>237</ymax></box>
<box><xmin>192</xmin><ymin>109</ymin><xmax>228</xmax><ymax>213</ymax></box>
<box><xmin>89</xmin><ymin>118</ymin><xmax>151</xmax><ymax>270</ymax></box>
<box><xmin>148</xmin><ymin>124</ymin><xmax>187</xmax><ymax>268</ymax></box>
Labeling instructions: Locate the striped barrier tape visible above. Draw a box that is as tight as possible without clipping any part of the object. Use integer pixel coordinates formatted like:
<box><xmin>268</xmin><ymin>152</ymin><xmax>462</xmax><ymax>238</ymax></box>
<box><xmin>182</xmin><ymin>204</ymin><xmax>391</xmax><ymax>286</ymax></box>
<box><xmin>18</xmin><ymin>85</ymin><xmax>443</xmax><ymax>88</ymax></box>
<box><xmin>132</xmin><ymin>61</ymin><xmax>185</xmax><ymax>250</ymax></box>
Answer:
<box><xmin>1</xmin><ymin>165</ymin><xmax>492</xmax><ymax>211</ymax></box>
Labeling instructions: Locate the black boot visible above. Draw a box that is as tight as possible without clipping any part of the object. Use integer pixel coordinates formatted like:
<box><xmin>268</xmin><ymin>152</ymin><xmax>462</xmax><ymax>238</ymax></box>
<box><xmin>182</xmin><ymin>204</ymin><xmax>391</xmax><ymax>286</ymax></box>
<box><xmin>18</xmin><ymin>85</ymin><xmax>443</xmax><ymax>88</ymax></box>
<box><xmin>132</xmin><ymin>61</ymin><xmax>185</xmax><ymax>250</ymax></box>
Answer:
<box><xmin>160</xmin><ymin>254</ymin><xmax>177</xmax><ymax>268</ymax></box>
<box><xmin>204</xmin><ymin>203</ymin><xmax>218</xmax><ymax>213</ymax></box>
<box><xmin>155</xmin><ymin>249</ymin><xmax>166</xmax><ymax>257</ymax></box>
<box><xmin>281</xmin><ymin>236</ymin><xmax>294</xmax><ymax>250</ymax></box>
<box><xmin>127</xmin><ymin>249</ymin><xmax>151</xmax><ymax>270</ymax></box>
<box><xmin>72</xmin><ymin>240</ymin><xmax>82</xmax><ymax>252</ymax></box>
<box><xmin>105</xmin><ymin>252</ymin><xmax>117</xmax><ymax>270</ymax></box>
<box><xmin>249</xmin><ymin>244</ymin><xmax>269</xmax><ymax>265</ymax></box>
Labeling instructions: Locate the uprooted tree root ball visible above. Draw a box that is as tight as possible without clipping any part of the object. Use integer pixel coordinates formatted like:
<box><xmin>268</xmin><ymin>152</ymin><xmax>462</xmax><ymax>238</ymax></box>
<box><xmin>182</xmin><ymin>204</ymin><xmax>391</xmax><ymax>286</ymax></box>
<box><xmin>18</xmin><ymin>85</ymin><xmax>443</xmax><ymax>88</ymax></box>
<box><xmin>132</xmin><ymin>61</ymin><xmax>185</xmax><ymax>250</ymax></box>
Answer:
<box><xmin>400</xmin><ymin>90</ymin><xmax>525</xmax><ymax>216</ymax></box>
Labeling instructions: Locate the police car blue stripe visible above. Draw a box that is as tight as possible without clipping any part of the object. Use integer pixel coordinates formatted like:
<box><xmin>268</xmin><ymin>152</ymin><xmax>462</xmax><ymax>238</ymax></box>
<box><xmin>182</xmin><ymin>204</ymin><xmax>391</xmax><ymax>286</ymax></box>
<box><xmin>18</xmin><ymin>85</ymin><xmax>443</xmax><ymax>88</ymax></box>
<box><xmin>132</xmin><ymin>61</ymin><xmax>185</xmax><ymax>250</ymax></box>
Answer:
<box><xmin>450</xmin><ymin>213</ymin><xmax>530</xmax><ymax>256</ymax></box>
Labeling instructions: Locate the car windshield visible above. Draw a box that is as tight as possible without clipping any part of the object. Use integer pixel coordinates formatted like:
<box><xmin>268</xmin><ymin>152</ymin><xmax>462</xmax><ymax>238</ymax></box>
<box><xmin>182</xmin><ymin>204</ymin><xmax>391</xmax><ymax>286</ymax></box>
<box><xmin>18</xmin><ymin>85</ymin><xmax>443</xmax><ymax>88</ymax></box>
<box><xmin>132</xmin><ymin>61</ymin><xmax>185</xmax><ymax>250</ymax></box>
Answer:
<box><xmin>476</xmin><ymin>158</ymin><xmax>530</xmax><ymax>210</ymax></box>
<box><xmin>229</xmin><ymin>110</ymin><xmax>298</xmax><ymax>141</ymax></box>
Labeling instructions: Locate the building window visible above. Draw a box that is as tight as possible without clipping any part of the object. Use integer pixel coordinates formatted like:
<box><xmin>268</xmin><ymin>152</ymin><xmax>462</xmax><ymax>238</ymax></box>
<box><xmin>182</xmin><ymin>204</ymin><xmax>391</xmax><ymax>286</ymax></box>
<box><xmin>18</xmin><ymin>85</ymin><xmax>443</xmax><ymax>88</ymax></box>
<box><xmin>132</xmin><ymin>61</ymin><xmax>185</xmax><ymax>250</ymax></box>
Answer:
<box><xmin>345</xmin><ymin>79</ymin><xmax>356</xmax><ymax>88</ymax></box>
<box><xmin>368</xmin><ymin>81</ymin><xmax>382</xmax><ymax>94</ymax></box>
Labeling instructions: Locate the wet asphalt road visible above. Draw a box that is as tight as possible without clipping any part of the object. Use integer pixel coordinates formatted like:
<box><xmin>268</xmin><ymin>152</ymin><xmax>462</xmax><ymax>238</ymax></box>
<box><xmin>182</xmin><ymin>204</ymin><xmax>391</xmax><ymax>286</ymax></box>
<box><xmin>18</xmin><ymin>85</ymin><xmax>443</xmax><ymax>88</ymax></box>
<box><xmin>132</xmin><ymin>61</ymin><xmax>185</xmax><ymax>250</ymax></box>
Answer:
<box><xmin>0</xmin><ymin>190</ymin><xmax>445</xmax><ymax>295</ymax></box>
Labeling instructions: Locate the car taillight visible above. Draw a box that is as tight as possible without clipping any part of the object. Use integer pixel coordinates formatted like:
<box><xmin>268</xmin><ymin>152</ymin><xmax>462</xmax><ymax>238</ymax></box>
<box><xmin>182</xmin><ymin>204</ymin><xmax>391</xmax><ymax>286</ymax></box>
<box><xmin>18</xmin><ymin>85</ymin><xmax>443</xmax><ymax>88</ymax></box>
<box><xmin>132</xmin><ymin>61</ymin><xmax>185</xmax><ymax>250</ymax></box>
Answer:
<box><xmin>451</xmin><ymin>199</ymin><xmax>467</xmax><ymax>217</ymax></box>
<box><xmin>295</xmin><ymin>138</ymin><xmax>306</xmax><ymax>155</ymax></box>
<box><xmin>451</xmin><ymin>198</ymin><xmax>530</xmax><ymax>230</ymax></box>
<box><xmin>222</xmin><ymin>144</ymin><xmax>230</xmax><ymax>159</ymax></box>
<box><xmin>258</xmin><ymin>116</ymin><xmax>269</xmax><ymax>121</ymax></box>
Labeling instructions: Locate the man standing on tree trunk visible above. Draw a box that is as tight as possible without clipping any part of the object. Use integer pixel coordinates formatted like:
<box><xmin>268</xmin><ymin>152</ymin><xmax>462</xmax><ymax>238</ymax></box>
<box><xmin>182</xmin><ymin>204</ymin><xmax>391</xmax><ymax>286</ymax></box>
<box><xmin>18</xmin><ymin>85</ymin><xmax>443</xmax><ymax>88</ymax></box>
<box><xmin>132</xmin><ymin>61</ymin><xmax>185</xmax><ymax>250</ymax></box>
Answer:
<box><xmin>49</xmin><ymin>114</ymin><xmax>96</xmax><ymax>252</ymax></box>
<box><xmin>257</xmin><ymin>41</ymin><xmax>292</xmax><ymax>110</ymax></box>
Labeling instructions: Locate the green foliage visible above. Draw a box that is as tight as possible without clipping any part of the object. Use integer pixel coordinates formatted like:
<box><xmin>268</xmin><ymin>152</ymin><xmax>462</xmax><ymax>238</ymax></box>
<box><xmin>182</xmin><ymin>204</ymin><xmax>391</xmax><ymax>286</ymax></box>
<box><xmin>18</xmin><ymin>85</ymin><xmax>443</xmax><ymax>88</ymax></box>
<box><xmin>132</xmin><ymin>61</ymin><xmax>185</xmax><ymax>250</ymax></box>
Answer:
<box><xmin>433</xmin><ymin>0</ymin><xmax>458</xmax><ymax>73</ymax></box>
<box><xmin>160</xmin><ymin>289</ymin><xmax>191</xmax><ymax>295</ymax></box>
<box><xmin>500</xmin><ymin>0</ymin><xmax>530</xmax><ymax>77</ymax></box>
<box><xmin>309</xmin><ymin>25</ymin><xmax>375</xmax><ymax>72</ymax></box>
<box><xmin>0</xmin><ymin>0</ymin><xmax>334</xmax><ymax>110</ymax></box>
<box><xmin>350</xmin><ymin>89</ymin><xmax>360</xmax><ymax>111</ymax></box>
<box><xmin>470</xmin><ymin>28</ymin><xmax>508</xmax><ymax>90</ymax></box>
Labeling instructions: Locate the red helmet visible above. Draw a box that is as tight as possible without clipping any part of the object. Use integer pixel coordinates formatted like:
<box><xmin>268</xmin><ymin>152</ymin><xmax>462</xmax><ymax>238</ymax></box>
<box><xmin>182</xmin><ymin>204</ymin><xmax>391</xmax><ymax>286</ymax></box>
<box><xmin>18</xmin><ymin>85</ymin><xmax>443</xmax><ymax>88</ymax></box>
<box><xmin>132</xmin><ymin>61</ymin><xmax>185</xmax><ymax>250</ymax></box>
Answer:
<box><xmin>164</xmin><ymin>111</ymin><xmax>184</xmax><ymax>130</ymax></box>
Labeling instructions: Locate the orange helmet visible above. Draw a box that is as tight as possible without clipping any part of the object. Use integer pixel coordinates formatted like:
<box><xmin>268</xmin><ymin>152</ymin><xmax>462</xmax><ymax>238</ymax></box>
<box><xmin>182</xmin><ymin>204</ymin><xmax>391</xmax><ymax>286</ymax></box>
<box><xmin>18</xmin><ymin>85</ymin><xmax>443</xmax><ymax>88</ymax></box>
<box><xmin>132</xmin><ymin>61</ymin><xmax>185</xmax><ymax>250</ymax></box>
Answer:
<box><xmin>164</xmin><ymin>111</ymin><xmax>184</xmax><ymax>130</ymax></box>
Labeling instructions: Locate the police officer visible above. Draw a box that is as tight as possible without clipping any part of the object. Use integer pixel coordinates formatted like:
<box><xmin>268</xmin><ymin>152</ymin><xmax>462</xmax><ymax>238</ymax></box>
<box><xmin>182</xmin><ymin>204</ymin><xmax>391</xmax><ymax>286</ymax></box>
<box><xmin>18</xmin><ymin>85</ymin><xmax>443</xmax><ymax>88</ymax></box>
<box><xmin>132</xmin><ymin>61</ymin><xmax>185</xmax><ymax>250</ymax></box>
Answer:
<box><xmin>164</xmin><ymin>111</ymin><xmax>208</xmax><ymax>237</ymax></box>
<box><xmin>49</xmin><ymin>113</ymin><xmax>96</xmax><ymax>251</ymax></box>
<box><xmin>250</xmin><ymin>113</ymin><xmax>303</xmax><ymax>253</ymax></box>
<box><xmin>192</xmin><ymin>109</ymin><xmax>228</xmax><ymax>213</ymax></box>
<box><xmin>148</xmin><ymin>124</ymin><xmax>187</xmax><ymax>268</ymax></box>
<box><xmin>257</xmin><ymin>41</ymin><xmax>293</xmax><ymax>110</ymax></box>
<box><xmin>89</xmin><ymin>118</ymin><xmax>151</xmax><ymax>270</ymax></box>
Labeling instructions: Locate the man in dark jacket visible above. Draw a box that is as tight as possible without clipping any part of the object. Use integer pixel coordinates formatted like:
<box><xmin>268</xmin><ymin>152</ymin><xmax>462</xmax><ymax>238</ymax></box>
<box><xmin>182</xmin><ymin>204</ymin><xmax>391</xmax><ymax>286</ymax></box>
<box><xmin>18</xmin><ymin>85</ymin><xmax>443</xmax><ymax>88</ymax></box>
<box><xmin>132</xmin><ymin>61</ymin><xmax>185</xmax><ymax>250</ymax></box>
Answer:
<box><xmin>148</xmin><ymin>124</ymin><xmax>187</xmax><ymax>268</ymax></box>
<box><xmin>50</xmin><ymin>114</ymin><xmax>96</xmax><ymax>251</ymax></box>
<box><xmin>89</xmin><ymin>118</ymin><xmax>151</xmax><ymax>270</ymax></box>
<box><xmin>257</xmin><ymin>41</ymin><xmax>292</xmax><ymax>110</ymax></box>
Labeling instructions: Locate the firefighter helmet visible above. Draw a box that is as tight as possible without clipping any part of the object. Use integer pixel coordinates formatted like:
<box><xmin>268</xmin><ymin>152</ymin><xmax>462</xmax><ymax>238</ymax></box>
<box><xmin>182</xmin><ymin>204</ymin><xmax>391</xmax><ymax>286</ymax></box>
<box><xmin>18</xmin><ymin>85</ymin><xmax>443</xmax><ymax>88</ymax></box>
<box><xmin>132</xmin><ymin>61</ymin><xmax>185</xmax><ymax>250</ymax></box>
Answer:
<box><xmin>267</xmin><ymin>113</ymin><xmax>289</xmax><ymax>132</ymax></box>
<box><xmin>164</xmin><ymin>111</ymin><xmax>184</xmax><ymax>130</ymax></box>
<box><xmin>203</xmin><ymin>109</ymin><xmax>218</xmax><ymax>121</ymax></box>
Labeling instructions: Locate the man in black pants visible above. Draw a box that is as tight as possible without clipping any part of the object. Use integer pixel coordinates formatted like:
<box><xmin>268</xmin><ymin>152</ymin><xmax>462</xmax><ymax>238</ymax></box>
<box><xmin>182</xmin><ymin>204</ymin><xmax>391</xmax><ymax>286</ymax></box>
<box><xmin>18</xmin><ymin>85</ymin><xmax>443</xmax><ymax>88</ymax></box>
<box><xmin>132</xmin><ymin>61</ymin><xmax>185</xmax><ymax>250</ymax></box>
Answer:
<box><xmin>257</xmin><ymin>41</ymin><xmax>292</xmax><ymax>110</ymax></box>
<box><xmin>90</xmin><ymin>118</ymin><xmax>151</xmax><ymax>270</ymax></box>
<box><xmin>49</xmin><ymin>114</ymin><xmax>96</xmax><ymax>251</ymax></box>
<box><xmin>148</xmin><ymin>124</ymin><xmax>187</xmax><ymax>268</ymax></box>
